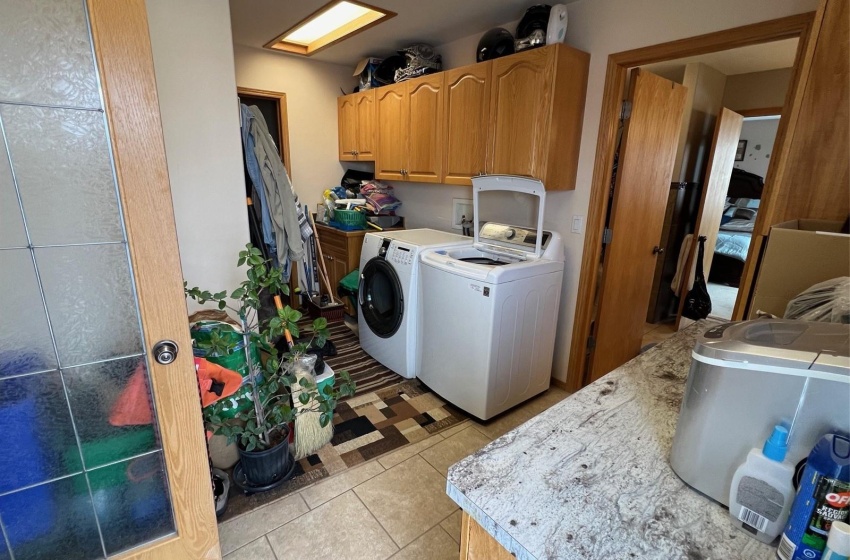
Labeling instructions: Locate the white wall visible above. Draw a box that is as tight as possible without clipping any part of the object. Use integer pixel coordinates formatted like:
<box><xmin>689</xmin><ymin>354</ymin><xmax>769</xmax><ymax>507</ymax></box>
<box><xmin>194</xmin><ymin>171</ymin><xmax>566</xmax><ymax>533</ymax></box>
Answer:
<box><xmin>233</xmin><ymin>45</ymin><xmax>357</xmax><ymax>207</ymax></box>
<box><xmin>146</xmin><ymin>0</ymin><xmax>249</xmax><ymax>310</ymax></box>
<box><xmin>392</xmin><ymin>0</ymin><xmax>817</xmax><ymax>383</ymax></box>
<box><xmin>735</xmin><ymin>117</ymin><xmax>781</xmax><ymax>179</ymax></box>
<box><xmin>723</xmin><ymin>68</ymin><xmax>793</xmax><ymax>111</ymax></box>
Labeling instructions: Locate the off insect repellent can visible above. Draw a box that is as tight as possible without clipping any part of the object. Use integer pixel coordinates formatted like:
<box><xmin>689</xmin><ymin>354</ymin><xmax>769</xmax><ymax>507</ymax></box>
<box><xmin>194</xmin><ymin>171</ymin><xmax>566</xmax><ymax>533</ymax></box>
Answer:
<box><xmin>779</xmin><ymin>434</ymin><xmax>850</xmax><ymax>560</ymax></box>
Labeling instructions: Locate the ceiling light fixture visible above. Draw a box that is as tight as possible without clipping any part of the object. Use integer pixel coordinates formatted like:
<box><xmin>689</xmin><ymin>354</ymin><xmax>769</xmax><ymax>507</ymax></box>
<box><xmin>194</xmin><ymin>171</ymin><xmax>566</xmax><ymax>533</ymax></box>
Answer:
<box><xmin>265</xmin><ymin>0</ymin><xmax>396</xmax><ymax>56</ymax></box>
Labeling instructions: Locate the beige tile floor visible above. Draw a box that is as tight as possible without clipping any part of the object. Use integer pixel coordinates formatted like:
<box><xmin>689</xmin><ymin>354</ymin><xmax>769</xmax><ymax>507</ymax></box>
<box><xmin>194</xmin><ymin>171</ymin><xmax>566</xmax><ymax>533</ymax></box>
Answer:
<box><xmin>641</xmin><ymin>321</ymin><xmax>678</xmax><ymax>348</ymax></box>
<box><xmin>219</xmin><ymin>386</ymin><xmax>570</xmax><ymax>560</ymax></box>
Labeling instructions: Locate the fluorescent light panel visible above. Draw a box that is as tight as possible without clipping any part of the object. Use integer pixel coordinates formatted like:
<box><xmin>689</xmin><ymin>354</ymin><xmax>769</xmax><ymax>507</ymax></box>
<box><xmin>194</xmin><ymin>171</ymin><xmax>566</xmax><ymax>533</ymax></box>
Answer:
<box><xmin>265</xmin><ymin>1</ymin><xmax>395</xmax><ymax>56</ymax></box>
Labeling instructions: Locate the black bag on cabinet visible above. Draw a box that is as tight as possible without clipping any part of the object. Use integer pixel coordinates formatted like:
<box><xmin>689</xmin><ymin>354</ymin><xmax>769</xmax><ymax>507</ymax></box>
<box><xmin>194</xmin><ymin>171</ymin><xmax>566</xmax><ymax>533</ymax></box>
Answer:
<box><xmin>682</xmin><ymin>235</ymin><xmax>712</xmax><ymax>320</ymax></box>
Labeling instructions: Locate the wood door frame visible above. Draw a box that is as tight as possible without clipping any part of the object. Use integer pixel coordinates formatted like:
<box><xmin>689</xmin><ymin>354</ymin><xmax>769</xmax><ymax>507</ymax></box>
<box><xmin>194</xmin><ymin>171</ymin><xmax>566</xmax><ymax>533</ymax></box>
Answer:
<box><xmin>737</xmin><ymin>106</ymin><xmax>784</xmax><ymax>117</ymax></box>
<box><xmin>566</xmin><ymin>13</ymin><xmax>815</xmax><ymax>392</ymax></box>
<box><xmin>237</xmin><ymin>87</ymin><xmax>292</xmax><ymax>179</ymax></box>
<box><xmin>88</xmin><ymin>0</ymin><xmax>219</xmax><ymax>557</ymax></box>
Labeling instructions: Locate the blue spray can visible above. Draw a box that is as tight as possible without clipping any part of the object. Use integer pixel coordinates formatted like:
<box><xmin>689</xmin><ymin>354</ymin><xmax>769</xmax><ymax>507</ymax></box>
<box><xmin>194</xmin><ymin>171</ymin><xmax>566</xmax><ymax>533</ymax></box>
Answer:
<box><xmin>778</xmin><ymin>434</ymin><xmax>850</xmax><ymax>560</ymax></box>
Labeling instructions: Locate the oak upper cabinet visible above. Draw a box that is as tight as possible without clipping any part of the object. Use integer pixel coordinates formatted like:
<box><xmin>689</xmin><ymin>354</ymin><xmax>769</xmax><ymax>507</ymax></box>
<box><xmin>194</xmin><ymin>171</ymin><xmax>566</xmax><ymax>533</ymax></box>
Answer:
<box><xmin>338</xmin><ymin>89</ymin><xmax>375</xmax><ymax>161</ymax></box>
<box><xmin>406</xmin><ymin>73</ymin><xmax>444</xmax><ymax>183</ymax></box>
<box><xmin>487</xmin><ymin>43</ymin><xmax>589</xmax><ymax>191</ymax></box>
<box><xmin>376</xmin><ymin>74</ymin><xmax>444</xmax><ymax>182</ymax></box>
<box><xmin>443</xmin><ymin>62</ymin><xmax>491</xmax><ymax>185</ymax></box>
<box><xmin>375</xmin><ymin>82</ymin><xmax>409</xmax><ymax>180</ymax></box>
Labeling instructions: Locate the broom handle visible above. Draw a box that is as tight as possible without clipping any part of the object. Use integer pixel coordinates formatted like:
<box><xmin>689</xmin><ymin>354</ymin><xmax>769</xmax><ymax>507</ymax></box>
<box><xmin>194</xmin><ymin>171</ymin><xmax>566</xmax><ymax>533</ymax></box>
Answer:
<box><xmin>273</xmin><ymin>295</ymin><xmax>294</xmax><ymax>347</ymax></box>
<box><xmin>308</xmin><ymin>213</ymin><xmax>340</xmax><ymax>305</ymax></box>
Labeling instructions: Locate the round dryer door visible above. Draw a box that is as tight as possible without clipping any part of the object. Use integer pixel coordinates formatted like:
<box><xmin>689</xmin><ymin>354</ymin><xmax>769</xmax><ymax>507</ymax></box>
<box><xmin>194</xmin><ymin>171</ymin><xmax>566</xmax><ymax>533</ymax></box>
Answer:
<box><xmin>359</xmin><ymin>258</ymin><xmax>404</xmax><ymax>338</ymax></box>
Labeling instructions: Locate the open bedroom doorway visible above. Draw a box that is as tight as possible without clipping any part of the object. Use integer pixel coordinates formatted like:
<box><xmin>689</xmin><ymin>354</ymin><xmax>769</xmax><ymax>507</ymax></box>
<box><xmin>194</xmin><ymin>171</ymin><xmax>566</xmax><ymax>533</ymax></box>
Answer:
<box><xmin>566</xmin><ymin>13</ymin><xmax>816</xmax><ymax>387</ymax></box>
<box><xmin>638</xmin><ymin>43</ymin><xmax>794</xmax><ymax>342</ymax></box>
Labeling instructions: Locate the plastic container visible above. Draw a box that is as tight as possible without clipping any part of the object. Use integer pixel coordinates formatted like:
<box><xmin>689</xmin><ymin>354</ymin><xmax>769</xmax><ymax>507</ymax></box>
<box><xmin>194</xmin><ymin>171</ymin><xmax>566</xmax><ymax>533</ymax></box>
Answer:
<box><xmin>330</xmin><ymin>208</ymin><xmax>366</xmax><ymax>230</ymax></box>
<box><xmin>779</xmin><ymin>434</ymin><xmax>850</xmax><ymax>560</ymax></box>
<box><xmin>728</xmin><ymin>425</ymin><xmax>796</xmax><ymax>543</ymax></box>
<box><xmin>823</xmin><ymin>521</ymin><xmax>850</xmax><ymax>560</ymax></box>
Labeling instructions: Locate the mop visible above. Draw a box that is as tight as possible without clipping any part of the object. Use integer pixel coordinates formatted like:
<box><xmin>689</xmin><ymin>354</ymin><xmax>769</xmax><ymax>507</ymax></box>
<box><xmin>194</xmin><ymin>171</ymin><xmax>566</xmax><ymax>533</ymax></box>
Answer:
<box><xmin>274</xmin><ymin>296</ymin><xmax>333</xmax><ymax>459</ymax></box>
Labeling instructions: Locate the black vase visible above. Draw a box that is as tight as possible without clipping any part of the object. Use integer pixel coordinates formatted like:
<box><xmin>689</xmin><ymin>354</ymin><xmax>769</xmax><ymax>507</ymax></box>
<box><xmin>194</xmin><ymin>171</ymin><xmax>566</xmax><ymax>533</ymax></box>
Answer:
<box><xmin>237</xmin><ymin>431</ymin><xmax>292</xmax><ymax>486</ymax></box>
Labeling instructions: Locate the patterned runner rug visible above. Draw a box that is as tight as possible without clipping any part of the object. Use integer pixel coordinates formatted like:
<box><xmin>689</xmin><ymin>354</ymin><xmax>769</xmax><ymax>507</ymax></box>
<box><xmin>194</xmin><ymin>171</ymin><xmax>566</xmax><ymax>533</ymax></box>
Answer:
<box><xmin>306</xmin><ymin>318</ymin><xmax>403</xmax><ymax>397</ymax></box>
<box><xmin>221</xmin><ymin>379</ymin><xmax>466</xmax><ymax>521</ymax></box>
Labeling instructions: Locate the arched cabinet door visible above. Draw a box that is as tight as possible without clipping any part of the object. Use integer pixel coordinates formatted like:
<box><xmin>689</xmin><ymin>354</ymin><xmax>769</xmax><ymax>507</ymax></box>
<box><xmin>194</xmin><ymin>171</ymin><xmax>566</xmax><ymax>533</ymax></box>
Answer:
<box><xmin>355</xmin><ymin>90</ymin><xmax>376</xmax><ymax>160</ymax></box>
<box><xmin>337</xmin><ymin>94</ymin><xmax>358</xmax><ymax>160</ymax></box>
<box><xmin>443</xmin><ymin>62</ymin><xmax>491</xmax><ymax>185</ymax></box>
<box><xmin>486</xmin><ymin>47</ymin><xmax>554</xmax><ymax>180</ymax></box>
<box><xmin>407</xmin><ymin>74</ymin><xmax>444</xmax><ymax>183</ymax></box>
<box><xmin>375</xmin><ymin>82</ymin><xmax>409</xmax><ymax>181</ymax></box>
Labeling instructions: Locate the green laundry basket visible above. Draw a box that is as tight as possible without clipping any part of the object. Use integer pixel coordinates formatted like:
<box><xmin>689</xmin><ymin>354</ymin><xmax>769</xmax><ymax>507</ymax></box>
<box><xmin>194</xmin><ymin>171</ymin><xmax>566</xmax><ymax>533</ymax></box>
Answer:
<box><xmin>339</xmin><ymin>269</ymin><xmax>360</xmax><ymax>316</ymax></box>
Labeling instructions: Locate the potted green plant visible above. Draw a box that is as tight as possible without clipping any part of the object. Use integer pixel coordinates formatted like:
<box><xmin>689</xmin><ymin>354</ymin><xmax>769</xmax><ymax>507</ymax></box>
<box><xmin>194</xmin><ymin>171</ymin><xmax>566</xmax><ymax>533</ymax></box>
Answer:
<box><xmin>185</xmin><ymin>244</ymin><xmax>355</xmax><ymax>487</ymax></box>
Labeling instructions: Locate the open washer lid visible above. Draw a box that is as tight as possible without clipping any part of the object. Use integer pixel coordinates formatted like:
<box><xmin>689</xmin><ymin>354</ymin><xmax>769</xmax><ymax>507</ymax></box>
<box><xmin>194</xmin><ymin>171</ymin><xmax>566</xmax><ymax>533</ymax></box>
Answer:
<box><xmin>472</xmin><ymin>175</ymin><xmax>546</xmax><ymax>260</ymax></box>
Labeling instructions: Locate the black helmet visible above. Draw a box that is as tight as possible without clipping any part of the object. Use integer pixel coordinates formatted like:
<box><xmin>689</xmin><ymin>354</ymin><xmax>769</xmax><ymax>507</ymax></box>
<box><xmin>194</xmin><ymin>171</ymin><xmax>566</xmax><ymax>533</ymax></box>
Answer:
<box><xmin>477</xmin><ymin>28</ymin><xmax>515</xmax><ymax>62</ymax></box>
<box><xmin>374</xmin><ymin>55</ymin><xmax>406</xmax><ymax>85</ymax></box>
<box><xmin>516</xmin><ymin>5</ymin><xmax>552</xmax><ymax>39</ymax></box>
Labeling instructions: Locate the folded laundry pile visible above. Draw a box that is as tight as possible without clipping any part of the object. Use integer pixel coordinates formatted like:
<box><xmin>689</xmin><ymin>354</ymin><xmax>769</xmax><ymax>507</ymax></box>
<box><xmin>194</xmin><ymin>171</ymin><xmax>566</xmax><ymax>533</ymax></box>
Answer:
<box><xmin>360</xmin><ymin>180</ymin><xmax>402</xmax><ymax>215</ymax></box>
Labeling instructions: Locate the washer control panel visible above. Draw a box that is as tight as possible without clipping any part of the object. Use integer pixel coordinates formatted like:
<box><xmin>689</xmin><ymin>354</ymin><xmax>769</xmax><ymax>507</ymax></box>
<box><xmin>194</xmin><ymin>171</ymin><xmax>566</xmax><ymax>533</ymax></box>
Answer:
<box><xmin>388</xmin><ymin>244</ymin><xmax>414</xmax><ymax>267</ymax></box>
<box><xmin>479</xmin><ymin>222</ymin><xmax>550</xmax><ymax>250</ymax></box>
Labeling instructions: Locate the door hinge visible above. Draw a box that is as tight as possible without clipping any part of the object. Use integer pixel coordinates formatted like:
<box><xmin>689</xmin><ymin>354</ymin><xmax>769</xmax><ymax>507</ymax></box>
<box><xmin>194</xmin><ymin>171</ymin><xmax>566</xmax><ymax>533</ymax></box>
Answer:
<box><xmin>587</xmin><ymin>336</ymin><xmax>596</xmax><ymax>350</ymax></box>
<box><xmin>621</xmin><ymin>100</ymin><xmax>632</xmax><ymax>120</ymax></box>
<box><xmin>602</xmin><ymin>228</ymin><xmax>613</xmax><ymax>245</ymax></box>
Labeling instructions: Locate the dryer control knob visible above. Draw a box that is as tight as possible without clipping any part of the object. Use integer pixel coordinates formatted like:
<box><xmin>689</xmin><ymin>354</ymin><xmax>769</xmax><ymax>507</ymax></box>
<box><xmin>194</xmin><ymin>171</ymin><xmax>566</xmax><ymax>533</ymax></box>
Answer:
<box><xmin>505</xmin><ymin>228</ymin><xmax>516</xmax><ymax>240</ymax></box>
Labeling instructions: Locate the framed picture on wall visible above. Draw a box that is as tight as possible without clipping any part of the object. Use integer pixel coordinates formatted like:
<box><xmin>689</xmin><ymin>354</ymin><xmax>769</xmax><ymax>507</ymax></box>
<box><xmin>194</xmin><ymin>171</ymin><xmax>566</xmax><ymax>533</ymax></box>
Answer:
<box><xmin>735</xmin><ymin>140</ymin><xmax>747</xmax><ymax>162</ymax></box>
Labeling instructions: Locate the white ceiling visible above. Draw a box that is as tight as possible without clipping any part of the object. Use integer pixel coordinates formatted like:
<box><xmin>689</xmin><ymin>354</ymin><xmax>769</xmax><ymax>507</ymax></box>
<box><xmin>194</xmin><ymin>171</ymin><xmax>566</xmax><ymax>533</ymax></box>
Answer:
<box><xmin>642</xmin><ymin>38</ymin><xmax>799</xmax><ymax>79</ymax></box>
<box><xmin>229</xmin><ymin>0</ymin><xmax>580</xmax><ymax>67</ymax></box>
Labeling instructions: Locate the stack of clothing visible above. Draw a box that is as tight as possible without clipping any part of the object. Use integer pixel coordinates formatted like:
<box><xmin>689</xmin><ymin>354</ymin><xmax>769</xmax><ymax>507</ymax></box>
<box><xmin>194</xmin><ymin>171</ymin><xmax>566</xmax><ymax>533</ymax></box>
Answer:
<box><xmin>240</xmin><ymin>104</ymin><xmax>311</xmax><ymax>280</ymax></box>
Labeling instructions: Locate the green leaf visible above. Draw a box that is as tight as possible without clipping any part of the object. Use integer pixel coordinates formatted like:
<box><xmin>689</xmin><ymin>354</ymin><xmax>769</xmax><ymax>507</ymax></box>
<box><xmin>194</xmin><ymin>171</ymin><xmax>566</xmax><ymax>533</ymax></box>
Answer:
<box><xmin>312</xmin><ymin>317</ymin><xmax>328</xmax><ymax>331</ymax></box>
<box><xmin>246</xmin><ymin>441</ymin><xmax>256</xmax><ymax>452</ymax></box>
<box><xmin>298</xmin><ymin>392</ymin><xmax>310</xmax><ymax>405</ymax></box>
<box><xmin>319</xmin><ymin>413</ymin><xmax>330</xmax><ymax>427</ymax></box>
<box><xmin>288</xmin><ymin>323</ymin><xmax>300</xmax><ymax>339</ymax></box>
<box><xmin>218</xmin><ymin>300</ymin><xmax>226</xmax><ymax>310</ymax></box>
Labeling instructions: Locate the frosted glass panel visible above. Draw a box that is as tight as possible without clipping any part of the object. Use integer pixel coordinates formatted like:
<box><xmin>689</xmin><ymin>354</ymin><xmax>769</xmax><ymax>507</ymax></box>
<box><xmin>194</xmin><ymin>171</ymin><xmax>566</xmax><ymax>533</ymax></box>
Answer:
<box><xmin>0</xmin><ymin>474</ymin><xmax>103</xmax><ymax>560</ymax></box>
<box><xmin>64</xmin><ymin>356</ymin><xmax>158</xmax><ymax>469</ymax></box>
<box><xmin>89</xmin><ymin>453</ymin><xmax>174</xmax><ymax>555</ymax></box>
<box><xmin>0</xmin><ymin>0</ymin><xmax>100</xmax><ymax>109</ymax></box>
<box><xmin>0</xmin><ymin>250</ymin><xmax>57</xmax><ymax>377</ymax></box>
<box><xmin>0</xmin><ymin>372</ymin><xmax>83</xmax><ymax>493</ymax></box>
<box><xmin>1</xmin><ymin>105</ymin><xmax>123</xmax><ymax>245</ymax></box>
<box><xmin>36</xmin><ymin>244</ymin><xmax>142</xmax><ymax>367</ymax></box>
<box><xmin>0</xmin><ymin>132</ymin><xmax>26</xmax><ymax>248</ymax></box>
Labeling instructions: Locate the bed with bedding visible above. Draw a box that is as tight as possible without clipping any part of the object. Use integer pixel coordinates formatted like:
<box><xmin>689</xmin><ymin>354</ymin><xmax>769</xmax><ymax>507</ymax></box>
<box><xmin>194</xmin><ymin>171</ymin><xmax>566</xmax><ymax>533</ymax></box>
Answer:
<box><xmin>708</xmin><ymin>168</ymin><xmax>764</xmax><ymax>286</ymax></box>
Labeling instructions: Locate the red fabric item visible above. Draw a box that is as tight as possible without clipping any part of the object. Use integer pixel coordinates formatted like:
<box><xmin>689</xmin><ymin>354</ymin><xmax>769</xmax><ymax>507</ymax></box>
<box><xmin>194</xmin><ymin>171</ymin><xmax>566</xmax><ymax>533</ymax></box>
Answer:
<box><xmin>109</xmin><ymin>362</ymin><xmax>153</xmax><ymax>426</ymax></box>
<box><xmin>194</xmin><ymin>357</ymin><xmax>243</xmax><ymax>408</ymax></box>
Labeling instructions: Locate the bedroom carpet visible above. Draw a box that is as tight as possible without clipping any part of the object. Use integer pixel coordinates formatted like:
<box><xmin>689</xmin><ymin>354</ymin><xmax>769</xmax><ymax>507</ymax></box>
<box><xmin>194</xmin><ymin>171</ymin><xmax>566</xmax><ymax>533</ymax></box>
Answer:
<box><xmin>707</xmin><ymin>282</ymin><xmax>738</xmax><ymax>320</ymax></box>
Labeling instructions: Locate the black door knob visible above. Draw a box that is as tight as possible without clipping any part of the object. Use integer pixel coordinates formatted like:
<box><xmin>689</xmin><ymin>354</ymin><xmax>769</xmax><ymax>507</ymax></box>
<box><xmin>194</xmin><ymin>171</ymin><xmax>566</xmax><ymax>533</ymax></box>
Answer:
<box><xmin>652</xmin><ymin>246</ymin><xmax>665</xmax><ymax>255</ymax></box>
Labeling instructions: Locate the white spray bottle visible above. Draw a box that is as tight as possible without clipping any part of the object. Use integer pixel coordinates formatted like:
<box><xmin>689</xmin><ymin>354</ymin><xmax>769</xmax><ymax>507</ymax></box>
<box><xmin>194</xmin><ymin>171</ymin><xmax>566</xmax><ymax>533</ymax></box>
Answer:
<box><xmin>728</xmin><ymin>425</ymin><xmax>796</xmax><ymax>543</ymax></box>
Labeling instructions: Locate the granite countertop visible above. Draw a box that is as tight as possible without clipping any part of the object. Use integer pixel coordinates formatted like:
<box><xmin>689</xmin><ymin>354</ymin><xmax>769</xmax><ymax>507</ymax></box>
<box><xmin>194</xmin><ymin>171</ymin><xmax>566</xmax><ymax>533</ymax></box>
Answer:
<box><xmin>447</xmin><ymin>321</ymin><xmax>778</xmax><ymax>560</ymax></box>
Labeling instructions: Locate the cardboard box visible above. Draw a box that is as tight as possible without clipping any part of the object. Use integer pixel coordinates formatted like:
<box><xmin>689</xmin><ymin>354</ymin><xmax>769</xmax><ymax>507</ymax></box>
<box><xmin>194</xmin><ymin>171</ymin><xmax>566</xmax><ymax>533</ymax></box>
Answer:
<box><xmin>748</xmin><ymin>219</ymin><xmax>849</xmax><ymax>318</ymax></box>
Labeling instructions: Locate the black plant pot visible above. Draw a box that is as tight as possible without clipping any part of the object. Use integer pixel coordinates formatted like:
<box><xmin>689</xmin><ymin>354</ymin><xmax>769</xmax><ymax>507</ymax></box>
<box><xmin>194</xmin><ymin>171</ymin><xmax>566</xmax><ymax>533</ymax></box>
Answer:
<box><xmin>237</xmin><ymin>430</ymin><xmax>293</xmax><ymax>487</ymax></box>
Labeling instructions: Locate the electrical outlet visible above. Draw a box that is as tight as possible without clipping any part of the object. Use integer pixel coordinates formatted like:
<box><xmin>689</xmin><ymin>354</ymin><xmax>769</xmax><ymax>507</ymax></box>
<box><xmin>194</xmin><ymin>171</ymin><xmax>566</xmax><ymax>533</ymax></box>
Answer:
<box><xmin>571</xmin><ymin>215</ymin><xmax>583</xmax><ymax>234</ymax></box>
<box><xmin>452</xmin><ymin>198</ymin><xmax>473</xmax><ymax>231</ymax></box>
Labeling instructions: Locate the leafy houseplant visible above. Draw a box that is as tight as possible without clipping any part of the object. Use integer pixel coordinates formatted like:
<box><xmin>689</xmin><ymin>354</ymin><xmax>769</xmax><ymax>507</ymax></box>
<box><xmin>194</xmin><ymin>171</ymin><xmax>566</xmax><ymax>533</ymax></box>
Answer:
<box><xmin>186</xmin><ymin>245</ymin><xmax>355</xmax><ymax>485</ymax></box>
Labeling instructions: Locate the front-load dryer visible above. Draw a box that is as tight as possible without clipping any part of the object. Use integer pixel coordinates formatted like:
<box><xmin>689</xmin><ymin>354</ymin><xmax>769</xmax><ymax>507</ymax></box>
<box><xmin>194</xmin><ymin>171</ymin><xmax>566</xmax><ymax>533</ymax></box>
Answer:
<box><xmin>358</xmin><ymin>229</ymin><xmax>470</xmax><ymax>379</ymax></box>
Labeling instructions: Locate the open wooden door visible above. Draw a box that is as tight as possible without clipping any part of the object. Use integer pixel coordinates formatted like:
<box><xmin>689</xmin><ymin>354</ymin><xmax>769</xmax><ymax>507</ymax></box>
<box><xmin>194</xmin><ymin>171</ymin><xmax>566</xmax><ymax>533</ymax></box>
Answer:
<box><xmin>676</xmin><ymin>108</ymin><xmax>744</xmax><ymax>327</ymax></box>
<box><xmin>587</xmin><ymin>69</ymin><xmax>687</xmax><ymax>382</ymax></box>
<box><xmin>0</xmin><ymin>1</ymin><xmax>218</xmax><ymax>559</ymax></box>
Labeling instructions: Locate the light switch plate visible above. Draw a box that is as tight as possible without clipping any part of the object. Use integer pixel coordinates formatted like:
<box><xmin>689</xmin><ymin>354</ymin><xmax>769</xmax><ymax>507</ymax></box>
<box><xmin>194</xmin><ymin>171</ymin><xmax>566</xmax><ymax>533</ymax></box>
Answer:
<box><xmin>571</xmin><ymin>215</ymin><xmax>583</xmax><ymax>234</ymax></box>
<box><xmin>452</xmin><ymin>198</ymin><xmax>473</xmax><ymax>231</ymax></box>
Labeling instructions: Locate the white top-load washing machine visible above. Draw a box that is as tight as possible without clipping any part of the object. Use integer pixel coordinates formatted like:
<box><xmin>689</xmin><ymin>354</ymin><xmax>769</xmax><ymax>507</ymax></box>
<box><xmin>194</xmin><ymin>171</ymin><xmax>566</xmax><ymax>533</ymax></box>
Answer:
<box><xmin>418</xmin><ymin>176</ymin><xmax>564</xmax><ymax>419</ymax></box>
<box><xmin>358</xmin><ymin>229</ymin><xmax>471</xmax><ymax>379</ymax></box>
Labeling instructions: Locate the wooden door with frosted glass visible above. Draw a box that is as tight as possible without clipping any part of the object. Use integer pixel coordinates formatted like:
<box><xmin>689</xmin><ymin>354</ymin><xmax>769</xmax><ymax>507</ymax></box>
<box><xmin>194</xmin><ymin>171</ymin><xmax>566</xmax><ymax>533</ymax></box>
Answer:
<box><xmin>0</xmin><ymin>1</ymin><xmax>218</xmax><ymax>558</ymax></box>
<box><xmin>588</xmin><ymin>69</ymin><xmax>687</xmax><ymax>382</ymax></box>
